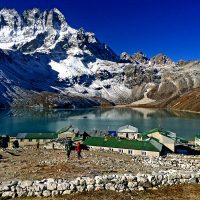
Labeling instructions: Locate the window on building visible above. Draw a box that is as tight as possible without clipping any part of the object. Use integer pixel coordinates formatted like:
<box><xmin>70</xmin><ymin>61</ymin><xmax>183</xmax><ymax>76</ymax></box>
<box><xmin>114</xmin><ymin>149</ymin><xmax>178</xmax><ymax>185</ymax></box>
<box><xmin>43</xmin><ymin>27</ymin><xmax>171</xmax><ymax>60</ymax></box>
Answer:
<box><xmin>28</xmin><ymin>139</ymin><xmax>32</xmax><ymax>142</ymax></box>
<box><xmin>142</xmin><ymin>151</ymin><xmax>147</xmax><ymax>156</ymax></box>
<box><xmin>20</xmin><ymin>139</ymin><xmax>24</xmax><ymax>142</ymax></box>
<box><xmin>119</xmin><ymin>149</ymin><xmax>123</xmax><ymax>153</ymax></box>
<box><xmin>128</xmin><ymin>150</ymin><xmax>132</xmax><ymax>154</ymax></box>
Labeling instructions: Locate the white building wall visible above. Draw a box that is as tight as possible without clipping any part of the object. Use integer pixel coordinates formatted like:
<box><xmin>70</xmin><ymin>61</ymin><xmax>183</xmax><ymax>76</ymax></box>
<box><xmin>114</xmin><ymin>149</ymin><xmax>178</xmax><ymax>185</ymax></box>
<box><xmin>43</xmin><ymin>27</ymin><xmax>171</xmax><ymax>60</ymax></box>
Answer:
<box><xmin>88</xmin><ymin>146</ymin><xmax>160</xmax><ymax>157</ymax></box>
<box><xmin>117</xmin><ymin>132</ymin><xmax>140</xmax><ymax>140</ymax></box>
<box><xmin>148</xmin><ymin>132</ymin><xmax>175</xmax><ymax>152</ymax></box>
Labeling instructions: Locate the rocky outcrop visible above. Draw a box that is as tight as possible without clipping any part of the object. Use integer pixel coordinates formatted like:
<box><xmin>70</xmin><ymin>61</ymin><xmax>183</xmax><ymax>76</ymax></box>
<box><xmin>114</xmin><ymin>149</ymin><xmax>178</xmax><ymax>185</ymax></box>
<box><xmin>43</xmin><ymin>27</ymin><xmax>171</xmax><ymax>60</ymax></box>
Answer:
<box><xmin>150</xmin><ymin>53</ymin><xmax>173</xmax><ymax>65</ymax></box>
<box><xmin>132</xmin><ymin>51</ymin><xmax>149</xmax><ymax>64</ymax></box>
<box><xmin>120</xmin><ymin>52</ymin><xmax>132</xmax><ymax>62</ymax></box>
<box><xmin>120</xmin><ymin>51</ymin><xmax>149</xmax><ymax>64</ymax></box>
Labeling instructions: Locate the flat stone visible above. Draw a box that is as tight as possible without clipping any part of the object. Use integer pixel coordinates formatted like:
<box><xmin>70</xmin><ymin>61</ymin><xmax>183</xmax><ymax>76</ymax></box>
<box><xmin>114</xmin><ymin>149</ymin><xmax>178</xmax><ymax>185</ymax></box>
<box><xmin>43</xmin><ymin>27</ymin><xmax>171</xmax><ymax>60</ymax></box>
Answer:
<box><xmin>57</xmin><ymin>182</ymin><xmax>69</xmax><ymax>191</ymax></box>
<box><xmin>87</xmin><ymin>184</ymin><xmax>94</xmax><ymax>191</ymax></box>
<box><xmin>21</xmin><ymin>180</ymin><xmax>33</xmax><ymax>188</ymax></box>
<box><xmin>62</xmin><ymin>190</ymin><xmax>72</xmax><ymax>195</ymax></box>
<box><xmin>47</xmin><ymin>182</ymin><xmax>57</xmax><ymax>191</ymax></box>
<box><xmin>128</xmin><ymin>182</ymin><xmax>137</xmax><ymax>188</ymax></box>
<box><xmin>2</xmin><ymin>191</ymin><xmax>14</xmax><ymax>198</ymax></box>
<box><xmin>42</xmin><ymin>190</ymin><xmax>51</xmax><ymax>197</ymax></box>
<box><xmin>138</xmin><ymin>186</ymin><xmax>144</xmax><ymax>191</ymax></box>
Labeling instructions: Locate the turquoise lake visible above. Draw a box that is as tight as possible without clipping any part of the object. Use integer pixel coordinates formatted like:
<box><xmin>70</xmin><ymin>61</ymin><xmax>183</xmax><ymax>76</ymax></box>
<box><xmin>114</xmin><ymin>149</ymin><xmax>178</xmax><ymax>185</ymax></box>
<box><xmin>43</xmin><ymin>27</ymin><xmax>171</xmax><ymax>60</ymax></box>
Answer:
<box><xmin>0</xmin><ymin>108</ymin><xmax>199</xmax><ymax>139</ymax></box>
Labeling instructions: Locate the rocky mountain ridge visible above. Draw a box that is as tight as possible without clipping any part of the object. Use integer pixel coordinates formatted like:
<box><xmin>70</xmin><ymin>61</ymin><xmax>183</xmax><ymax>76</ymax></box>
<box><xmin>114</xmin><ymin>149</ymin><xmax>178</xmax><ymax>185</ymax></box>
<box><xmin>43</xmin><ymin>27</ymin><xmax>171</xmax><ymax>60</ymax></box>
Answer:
<box><xmin>0</xmin><ymin>8</ymin><xmax>199</xmax><ymax>110</ymax></box>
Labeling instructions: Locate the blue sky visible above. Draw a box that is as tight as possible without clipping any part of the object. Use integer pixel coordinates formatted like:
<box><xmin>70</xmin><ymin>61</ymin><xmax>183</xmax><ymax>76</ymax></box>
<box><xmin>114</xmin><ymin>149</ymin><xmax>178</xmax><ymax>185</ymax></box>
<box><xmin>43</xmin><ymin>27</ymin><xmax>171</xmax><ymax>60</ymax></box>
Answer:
<box><xmin>0</xmin><ymin>0</ymin><xmax>200</xmax><ymax>61</ymax></box>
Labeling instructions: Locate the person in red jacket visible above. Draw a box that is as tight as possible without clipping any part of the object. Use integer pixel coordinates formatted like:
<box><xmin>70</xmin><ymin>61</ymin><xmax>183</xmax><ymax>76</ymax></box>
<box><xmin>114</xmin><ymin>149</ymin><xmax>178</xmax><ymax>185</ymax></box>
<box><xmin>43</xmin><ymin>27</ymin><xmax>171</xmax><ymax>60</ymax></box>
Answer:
<box><xmin>76</xmin><ymin>142</ymin><xmax>82</xmax><ymax>159</ymax></box>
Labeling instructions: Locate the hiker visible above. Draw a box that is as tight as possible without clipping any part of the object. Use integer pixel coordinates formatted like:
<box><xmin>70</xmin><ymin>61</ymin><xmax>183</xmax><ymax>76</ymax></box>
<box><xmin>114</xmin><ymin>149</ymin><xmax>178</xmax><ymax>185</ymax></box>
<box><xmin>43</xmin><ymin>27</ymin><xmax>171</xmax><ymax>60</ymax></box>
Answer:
<box><xmin>65</xmin><ymin>139</ymin><xmax>72</xmax><ymax>159</ymax></box>
<box><xmin>76</xmin><ymin>142</ymin><xmax>82</xmax><ymax>159</ymax></box>
<box><xmin>12</xmin><ymin>140</ymin><xmax>19</xmax><ymax>150</ymax></box>
<box><xmin>0</xmin><ymin>135</ymin><xmax>9</xmax><ymax>151</ymax></box>
<box><xmin>36</xmin><ymin>141</ymin><xmax>39</xmax><ymax>150</ymax></box>
<box><xmin>52</xmin><ymin>143</ymin><xmax>55</xmax><ymax>151</ymax></box>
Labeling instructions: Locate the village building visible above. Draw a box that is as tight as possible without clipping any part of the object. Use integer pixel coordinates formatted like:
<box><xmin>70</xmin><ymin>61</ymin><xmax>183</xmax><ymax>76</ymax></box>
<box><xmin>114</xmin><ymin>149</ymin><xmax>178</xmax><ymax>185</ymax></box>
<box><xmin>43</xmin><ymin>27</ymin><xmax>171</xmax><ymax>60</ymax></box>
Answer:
<box><xmin>16</xmin><ymin>132</ymin><xmax>58</xmax><ymax>146</ymax></box>
<box><xmin>83</xmin><ymin>136</ymin><xmax>161</xmax><ymax>157</ymax></box>
<box><xmin>117</xmin><ymin>125</ymin><xmax>141</xmax><ymax>140</ymax></box>
<box><xmin>83</xmin><ymin>127</ymin><xmax>192</xmax><ymax>157</ymax></box>
<box><xmin>13</xmin><ymin>125</ymin><xmax>78</xmax><ymax>146</ymax></box>
<box><xmin>141</xmin><ymin>128</ymin><xmax>177</xmax><ymax>152</ymax></box>
<box><xmin>141</xmin><ymin>128</ymin><xmax>189</xmax><ymax>154</ymax></box>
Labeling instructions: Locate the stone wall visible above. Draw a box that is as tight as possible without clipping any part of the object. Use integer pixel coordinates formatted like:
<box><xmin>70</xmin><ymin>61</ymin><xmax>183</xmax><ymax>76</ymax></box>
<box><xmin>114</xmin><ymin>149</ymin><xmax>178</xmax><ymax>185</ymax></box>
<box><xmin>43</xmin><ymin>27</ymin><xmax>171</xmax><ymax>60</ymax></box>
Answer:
<box><xmin>132</xmin><ymin>155</ymin><xmax>200</xmax><ymax>171</ymax></box>
<box><xmin>1</xmin><ymin>170</ymin><xmax>200</xmax><ymax>198</ymax></box>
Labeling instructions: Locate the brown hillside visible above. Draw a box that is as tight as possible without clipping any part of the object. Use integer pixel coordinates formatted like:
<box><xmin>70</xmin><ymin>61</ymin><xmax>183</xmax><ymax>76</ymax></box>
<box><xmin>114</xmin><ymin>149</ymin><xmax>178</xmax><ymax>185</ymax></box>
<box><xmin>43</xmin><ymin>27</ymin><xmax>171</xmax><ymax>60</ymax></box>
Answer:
<box><xmin>167</xmin><ymin>88</ymin><xmax>200</xmax><ymax>112</ymax></box>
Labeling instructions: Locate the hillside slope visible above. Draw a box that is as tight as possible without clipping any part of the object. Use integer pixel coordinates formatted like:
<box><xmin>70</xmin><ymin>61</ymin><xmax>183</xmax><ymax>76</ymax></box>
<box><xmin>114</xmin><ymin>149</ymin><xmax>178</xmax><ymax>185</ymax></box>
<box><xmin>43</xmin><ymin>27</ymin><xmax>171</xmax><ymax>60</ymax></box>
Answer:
<box><xmin>167</xmin><ymin>88</ymin><xmax>200</xmax><ymax>112</ymax></box>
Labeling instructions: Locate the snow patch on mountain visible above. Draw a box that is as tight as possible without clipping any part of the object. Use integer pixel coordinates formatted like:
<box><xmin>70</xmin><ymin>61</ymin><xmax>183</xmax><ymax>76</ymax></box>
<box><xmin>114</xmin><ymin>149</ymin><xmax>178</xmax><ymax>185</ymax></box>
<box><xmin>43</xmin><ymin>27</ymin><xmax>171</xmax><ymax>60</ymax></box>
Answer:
<box><xmin>49</xmin><ymin>57</ymin><xmax>91</xmax><ymax>80</ymax></box>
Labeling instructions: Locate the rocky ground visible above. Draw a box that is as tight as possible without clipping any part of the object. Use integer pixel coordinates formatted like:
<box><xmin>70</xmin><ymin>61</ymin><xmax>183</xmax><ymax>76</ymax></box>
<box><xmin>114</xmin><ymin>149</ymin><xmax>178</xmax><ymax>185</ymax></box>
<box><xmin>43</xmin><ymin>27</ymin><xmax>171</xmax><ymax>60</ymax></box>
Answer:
<box><xmin>0</xmin><ymin>147</ymin><xmax>157</xmax><ymax>182</ymax></box>
<box><xmin>1</xmin><ymin>146</ymin><xmax>200</xmax><ymax>182</ymax></box>
<box><xmin>2</xmin><ymin>147</ymin><xmax>200</xmax><ymax>199</ymax></box>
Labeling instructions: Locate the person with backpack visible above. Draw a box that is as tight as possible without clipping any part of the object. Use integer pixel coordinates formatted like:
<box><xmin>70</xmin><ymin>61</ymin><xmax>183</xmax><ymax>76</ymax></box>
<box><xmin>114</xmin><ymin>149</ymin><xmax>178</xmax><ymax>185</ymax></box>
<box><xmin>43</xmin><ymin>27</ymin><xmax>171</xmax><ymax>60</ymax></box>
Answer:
<box><xmin>75</xmin><ymin>142</ymin><xmax>82</xmax><ymax>159</ymax></box>
<box><xmin>65</xmin><ymin>139</ymin><xmax>72</xmax><ymax>159</ymax></box>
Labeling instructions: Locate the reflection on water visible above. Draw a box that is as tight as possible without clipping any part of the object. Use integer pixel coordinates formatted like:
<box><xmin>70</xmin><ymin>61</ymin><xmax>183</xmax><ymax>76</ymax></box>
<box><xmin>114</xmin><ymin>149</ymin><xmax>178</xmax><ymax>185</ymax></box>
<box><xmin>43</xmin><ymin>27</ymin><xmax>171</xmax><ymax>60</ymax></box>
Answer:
<box><xmin>0</xmin><ymin>108</ymin><xmax>199</xmax><ymax>139</ymax></box>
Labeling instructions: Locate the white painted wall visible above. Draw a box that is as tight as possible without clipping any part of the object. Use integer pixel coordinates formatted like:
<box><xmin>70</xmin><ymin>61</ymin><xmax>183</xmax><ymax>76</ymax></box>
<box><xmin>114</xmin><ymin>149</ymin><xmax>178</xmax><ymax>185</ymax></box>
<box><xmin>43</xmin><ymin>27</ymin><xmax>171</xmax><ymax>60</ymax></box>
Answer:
<box><xmin>88</xmin><ymin>146</ymin><xmax>160</xmax><ymax>157</ymax></box>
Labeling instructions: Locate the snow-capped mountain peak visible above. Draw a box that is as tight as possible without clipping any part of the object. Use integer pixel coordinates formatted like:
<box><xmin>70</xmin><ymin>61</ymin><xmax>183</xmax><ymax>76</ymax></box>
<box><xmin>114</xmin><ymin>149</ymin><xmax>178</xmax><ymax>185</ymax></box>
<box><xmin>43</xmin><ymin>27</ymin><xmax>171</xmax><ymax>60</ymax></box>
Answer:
<box><xmin>0</xmin><ymin>8</ymin><xmax>75</xmax><ymax>52</ymax></box>
<box><xmin>0</xmin><ymin>8</ymin><xmax>199</xmax><ymax>109</ymax></box>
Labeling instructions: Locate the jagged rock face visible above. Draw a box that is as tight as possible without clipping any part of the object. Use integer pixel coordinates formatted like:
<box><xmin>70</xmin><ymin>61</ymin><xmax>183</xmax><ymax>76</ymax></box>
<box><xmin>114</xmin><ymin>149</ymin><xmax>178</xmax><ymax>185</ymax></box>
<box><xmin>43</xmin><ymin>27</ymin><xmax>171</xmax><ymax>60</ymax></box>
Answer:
<box><xmin>0</xmin><ymin>8</ymin><xmax>118</xmax><ymax>61</ymax></box>
<box><xmin>0</xmin><ymin>8</ymin><xmax>67</xmax><ymax>48</ymax></box>
<box><xmin>132</xmin><ymin>51</ymin><xmax>149</xmax><ymax>64</ymax></box>
<box><xmin>120</xmin><ymin>51</ymin><xmax>149</xmax><ymax>64</ymax></box>
<box><xmin>0</xmin><ymin>8</ymin><xmax>199</xmax><ymax>109</ymax></box>
<box><xmin>150</xmin><ymin>53</ymin><xmax>173</xmax><ymax>65</ymax></box>
<box><xmin>120</xmin><ymin>52</ymin><xmax>132</xmax><ymax>62</ymax></box>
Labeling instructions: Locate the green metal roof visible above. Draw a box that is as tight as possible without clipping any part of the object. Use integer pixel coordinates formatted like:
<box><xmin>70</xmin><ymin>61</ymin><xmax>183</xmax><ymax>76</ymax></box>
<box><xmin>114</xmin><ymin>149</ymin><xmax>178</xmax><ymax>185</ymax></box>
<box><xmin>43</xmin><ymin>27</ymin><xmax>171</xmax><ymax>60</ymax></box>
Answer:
<box><xmin>16</xmin><ymin>132</ymin><xmax>58</xmax><ymax>139</ymax></box>
<box><xmin>83</xmin><ymin>137</ymin><xmax>160</xmax><ymax>152</ymax></box>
